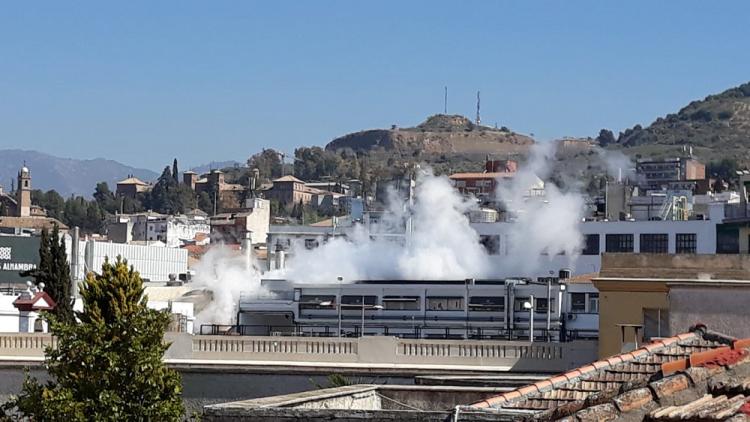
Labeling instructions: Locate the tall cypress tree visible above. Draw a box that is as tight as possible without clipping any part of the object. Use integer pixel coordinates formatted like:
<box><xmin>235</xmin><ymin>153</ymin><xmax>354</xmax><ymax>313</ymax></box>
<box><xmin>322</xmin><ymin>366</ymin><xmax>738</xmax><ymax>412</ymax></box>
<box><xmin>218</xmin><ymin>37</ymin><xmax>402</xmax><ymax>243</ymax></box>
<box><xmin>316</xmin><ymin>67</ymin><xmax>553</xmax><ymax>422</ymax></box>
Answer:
<box><xmin>21</xmin><ymin>228</ymin><xmax>52</xmax><ymax>286</ymax></box>
<box><xmin>48</xmin><ymin>225</ymin><xmax>73</xmax><ymax>322</ymax></box>
<box><xmin>9</xmin><ymin>257</ymin><xmax>184</xmax><ymax>420</ymax></box>
<box><xmin>172</xmin><ymin>158</ymin><xmax>179</xmax><ymax>184</ymax></box>
<box><xmin>23</xmin><ymin>226</ymin><xmax>74</xmax><ymax>322</ymax></box>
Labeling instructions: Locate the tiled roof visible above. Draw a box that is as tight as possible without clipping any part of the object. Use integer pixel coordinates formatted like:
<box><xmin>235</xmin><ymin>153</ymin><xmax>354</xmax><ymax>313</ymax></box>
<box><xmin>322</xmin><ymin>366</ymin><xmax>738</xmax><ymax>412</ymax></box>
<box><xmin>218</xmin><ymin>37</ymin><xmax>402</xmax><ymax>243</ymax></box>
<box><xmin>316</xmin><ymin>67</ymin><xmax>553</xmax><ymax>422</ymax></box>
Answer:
<box><xmin>0</xmin><ymin>216</ymin><xmax>68</xmax><ymax>230</ymax></box>
<box><xmin>449</xmin><ymin>172</ymin><xmax>515</xmax><ymax>180</ymax></box>
<box><xmin>116</xmin><ymin>177</ymin><xmax>148</xmax><ymax>185</ymax></box>
<box><xmin>273</xmin><ymin>175</ymin><xmax>305</xmax><ymax>183</ymax></box>
<box><xmin>468</xmin><ymin>325</ymin><xmax>750</xmax><ymax>421</ymax></box>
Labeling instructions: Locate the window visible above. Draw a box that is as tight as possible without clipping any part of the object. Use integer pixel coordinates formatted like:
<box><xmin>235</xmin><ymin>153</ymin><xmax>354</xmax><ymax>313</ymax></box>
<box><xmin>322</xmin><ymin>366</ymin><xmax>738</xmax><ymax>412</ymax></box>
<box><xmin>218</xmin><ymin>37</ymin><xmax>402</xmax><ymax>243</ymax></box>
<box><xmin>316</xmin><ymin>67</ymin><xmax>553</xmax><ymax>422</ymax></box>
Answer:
<box><xmin>640</xmin><ymin>233</ymin><xmax>668</xmax><ymax>253</ymax></box>
<box><xmin>299</xmin><ymin>295</ymin><xmax>336</xmax><ymax>310</ymax></box>
<box><xmin>479</xmin><ymin>235</ymin><xmax>500</xmax><ymax>255</ymax></box>
<box><xmin>535</xmin><ymin>298</ymin><xmax>555</xmax><ymax>313</ymax></box>
<box><xmin>469</xmin><ymin>296</ymin><xmax>504</xmax><ymax>312</ymax></box>
<box><xmin>341</xmin><ymin>295</ymin><xmax>377</xmax><ymax>306</ymax></box>
<box><xmin>570</xmin><ymin>293</ymin><xmax>586</xmax><ymax>313</ymax></box>
<box><xmin>427</xmin><ymin>297</ymin><xmax>464</xmax><ymax>311</ymax></box>
<box><xmin>382</xmin><ymin>296</ymin><xmax>420</xmax><ymax>311</ymax></box>
<box><xmin>676</xmin><ymin>233</ymin><xmax>697</xmax><ymax>254</ymax></box>
<box><xmin>304</xmin><ymin>238</ymin><xmax>319</xmax><ymax>250</ymax></box>
<box><xmin>643</xmin><ymin>308</ymin><xmax>670</xmax><ymax>340</ymax></box>
<box><xmin>605</xmin><ymin>234</ymin><xmax>634</xmax><ymax>253</ymax></box>
<box><xmin>582</xmin><ymin>234</ymin><xmax>600</xmax><ymax>255</ymax></box>
<box><xmin>588</xmin><ymin>294</ymin><xmax>599</xmax><ymax>313</ymax></box>
<box><xmin>513</xmin><ymin>297</ymin><xmax>530</xmax><ymax>312</ymax></box>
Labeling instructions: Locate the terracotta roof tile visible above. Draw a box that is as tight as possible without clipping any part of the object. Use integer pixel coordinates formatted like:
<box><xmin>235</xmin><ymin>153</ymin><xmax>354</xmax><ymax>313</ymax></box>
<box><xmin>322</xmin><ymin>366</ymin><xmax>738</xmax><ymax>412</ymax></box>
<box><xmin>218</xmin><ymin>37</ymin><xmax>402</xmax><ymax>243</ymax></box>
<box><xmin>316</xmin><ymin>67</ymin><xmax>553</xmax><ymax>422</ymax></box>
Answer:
<box><xmin>468</xmin><ymin>326</ymin><xmax>750</xmax><ymax>420</ymax></box>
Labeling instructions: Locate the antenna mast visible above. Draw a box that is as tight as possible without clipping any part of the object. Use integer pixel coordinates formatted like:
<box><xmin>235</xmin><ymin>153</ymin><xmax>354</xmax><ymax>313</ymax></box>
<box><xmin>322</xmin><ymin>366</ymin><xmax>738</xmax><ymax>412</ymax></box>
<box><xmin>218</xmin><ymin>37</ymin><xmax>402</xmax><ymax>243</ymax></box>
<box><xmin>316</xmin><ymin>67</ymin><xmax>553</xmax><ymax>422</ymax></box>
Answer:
<box><xmin>475</xmin><ymin>90</ymin><xmax>481</xmax><ymax>125</ymax></box>
<box><xmin>444</xmin><ymin>86</ymin><xmax>448</xmax><ymax>114</ymax></box>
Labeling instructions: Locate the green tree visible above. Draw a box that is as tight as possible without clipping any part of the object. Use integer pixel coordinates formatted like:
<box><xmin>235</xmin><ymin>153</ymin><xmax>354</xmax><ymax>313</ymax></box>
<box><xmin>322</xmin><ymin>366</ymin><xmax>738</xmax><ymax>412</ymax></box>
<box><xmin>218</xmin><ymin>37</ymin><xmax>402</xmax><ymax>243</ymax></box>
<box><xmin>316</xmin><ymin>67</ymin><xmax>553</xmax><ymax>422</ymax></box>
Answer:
<box><xmin>21</xmin><ymin>226</ymin><xmax>74</xmax><ymax>322</ymax></box>
<box><xmin>247</xmin><ymin>149</ymin><xmax>283</xmax><ymax>182</ymax></box>
<box><xmin>146</xmin><ymin>166</ymin><xmax>195</xmax><ymax>215</ymax></box>
<box><xmin>8</xmin><ymin>257</ymin><xmax>183</xmax><ymax>421</ymax></box>
<box><xmin>93</xmin><ymin>182</ymin><xmax>119</xmax><ymax>214</ymax></box>
<box><xmin>595</xmin><ymin>129</ymin><xmax>617</xmax><ymax>146</ymax></box>
<box><xmin>172</xmin><ymin>158</ymin><xmax>180</xmax><ymax>184</ymax></box>
<box><xmin>0</xmin><ymin>201</ymin><xmax>7</xmax><ymax>217</ymax></box>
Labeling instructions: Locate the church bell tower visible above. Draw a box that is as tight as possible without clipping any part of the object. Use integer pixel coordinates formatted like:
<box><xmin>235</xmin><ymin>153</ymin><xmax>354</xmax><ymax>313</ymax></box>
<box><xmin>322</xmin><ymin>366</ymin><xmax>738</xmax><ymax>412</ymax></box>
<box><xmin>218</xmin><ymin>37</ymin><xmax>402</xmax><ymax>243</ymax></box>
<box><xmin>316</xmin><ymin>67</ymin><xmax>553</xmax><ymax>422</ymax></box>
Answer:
<box><xmin>16</xmin><ymin>164</ymin><xmax>31</xmax><ymax>217</ymax></box>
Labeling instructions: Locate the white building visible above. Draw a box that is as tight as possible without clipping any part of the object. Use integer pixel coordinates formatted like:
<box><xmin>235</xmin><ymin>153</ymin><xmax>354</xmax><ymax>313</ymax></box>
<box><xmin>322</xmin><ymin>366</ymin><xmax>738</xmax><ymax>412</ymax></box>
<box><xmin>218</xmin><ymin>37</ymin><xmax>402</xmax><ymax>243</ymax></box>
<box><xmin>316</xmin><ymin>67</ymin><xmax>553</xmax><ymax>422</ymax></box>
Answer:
<box><xmin>106</xmin><ymin>212</ymin><xmax>210</xmax><ymax>248</ymax></box>
<box><xmin>66</xmin><ymin>239</ymin><xmax>188</xmax><ymax>283</ymax></box>
<box><xmin>473</xmin><ymin>203</ymin><xmax>723</xmax><ymax>278</ymax></box>
<box><xmin>210</xmin><ymin>198</ymin><xmax>270</xmax><ymax>245</ymax></box>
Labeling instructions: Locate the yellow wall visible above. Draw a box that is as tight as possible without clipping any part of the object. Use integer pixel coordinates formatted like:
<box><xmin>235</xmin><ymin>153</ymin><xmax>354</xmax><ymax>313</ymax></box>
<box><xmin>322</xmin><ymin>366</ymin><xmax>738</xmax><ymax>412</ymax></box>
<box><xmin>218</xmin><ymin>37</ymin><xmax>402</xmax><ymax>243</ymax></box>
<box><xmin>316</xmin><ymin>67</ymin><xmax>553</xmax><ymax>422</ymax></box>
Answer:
<box><xmin>594</xmin><ymin>280</ymin><xmax>668</xmax><ymax>359</ymax></box>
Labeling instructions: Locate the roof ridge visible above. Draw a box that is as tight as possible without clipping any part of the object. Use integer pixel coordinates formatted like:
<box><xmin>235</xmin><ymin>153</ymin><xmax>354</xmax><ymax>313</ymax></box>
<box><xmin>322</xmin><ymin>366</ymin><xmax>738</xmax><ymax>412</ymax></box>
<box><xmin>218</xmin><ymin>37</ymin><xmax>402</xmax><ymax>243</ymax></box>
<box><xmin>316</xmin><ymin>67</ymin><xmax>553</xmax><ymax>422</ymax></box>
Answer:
<box><xmin>471</xmin><ymin>331</ymin><xmax>703</xmax><ymax>409</ymax></box>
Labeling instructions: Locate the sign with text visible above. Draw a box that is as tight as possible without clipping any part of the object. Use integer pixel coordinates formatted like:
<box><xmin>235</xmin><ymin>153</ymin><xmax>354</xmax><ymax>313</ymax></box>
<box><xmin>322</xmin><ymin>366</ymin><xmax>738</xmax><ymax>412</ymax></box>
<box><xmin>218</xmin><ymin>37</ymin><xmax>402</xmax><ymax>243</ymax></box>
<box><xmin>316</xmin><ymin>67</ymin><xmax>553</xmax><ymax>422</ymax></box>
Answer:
<box><xmin>0</xmin><ymin>236</ymin><xmax>40</xmax><ymax>284</ymax></box>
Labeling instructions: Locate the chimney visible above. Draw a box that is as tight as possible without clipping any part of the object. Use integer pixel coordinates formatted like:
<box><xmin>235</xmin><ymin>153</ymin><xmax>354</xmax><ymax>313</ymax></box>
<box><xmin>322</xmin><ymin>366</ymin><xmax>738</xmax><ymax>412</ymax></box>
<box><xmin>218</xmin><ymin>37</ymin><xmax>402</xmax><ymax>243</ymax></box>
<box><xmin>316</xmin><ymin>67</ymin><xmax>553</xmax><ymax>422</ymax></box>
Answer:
<box><xmin>275</xmin><ymin>242</ymin><xmax>286</xmax><ymax>270</ymax></box>
<box><xmin>241</xmin><ymin>233</ymin><xmax>253</xmax><ymax>271</ymax></box>
<box><xmin>70</xmin><ymin>227</ymin><xmax>80</xmax><ymax>298</ymax></box>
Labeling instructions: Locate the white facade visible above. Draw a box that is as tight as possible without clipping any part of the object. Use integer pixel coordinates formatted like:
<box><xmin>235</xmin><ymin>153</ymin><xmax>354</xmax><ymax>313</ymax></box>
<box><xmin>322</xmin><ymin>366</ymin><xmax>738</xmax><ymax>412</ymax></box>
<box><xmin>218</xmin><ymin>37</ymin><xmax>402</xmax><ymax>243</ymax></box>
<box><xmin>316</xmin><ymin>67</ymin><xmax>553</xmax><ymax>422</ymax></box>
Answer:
<box><xmin>67</xmin><ymin>240</ymin><xmax>188</xmax><ymax>282</ymax></box>
<box><xmin>107</xmin><ymin>213</ymin><xmax>210</xmax><ymax>248</ymax></box>
<box><xmin>473</xmin><ymin>216</ymin><xmax>720</xmax><ymax>278</ymax></box>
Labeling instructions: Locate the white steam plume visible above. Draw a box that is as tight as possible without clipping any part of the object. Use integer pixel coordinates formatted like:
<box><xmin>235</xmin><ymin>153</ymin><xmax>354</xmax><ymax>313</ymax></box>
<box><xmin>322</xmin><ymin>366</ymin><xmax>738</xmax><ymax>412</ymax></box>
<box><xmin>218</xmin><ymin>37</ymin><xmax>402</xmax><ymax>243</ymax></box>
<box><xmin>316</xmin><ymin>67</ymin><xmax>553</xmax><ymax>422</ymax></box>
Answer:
<box><xmin>190</xmin><ymin>245</ymin><xmax>264</xmax><ymax>326</ymax></box>
<box><xmin>192</xmin><ymin>144</ymin><xmax>589</xmax><ymax>325</ymax></box>
<box><xmin>495</xmin><ymin>141</ymin><xmax>585</xmax><ymax>275</ymax></box>
<box><xmin>595</xmin><ymin>147</ymin><xmax>635</xmax><ymax>182</ymax></box>
<box><xmin>275</xmin><ymin>167</ymin><xmax>492</xmax><ymax>282</ymax></box>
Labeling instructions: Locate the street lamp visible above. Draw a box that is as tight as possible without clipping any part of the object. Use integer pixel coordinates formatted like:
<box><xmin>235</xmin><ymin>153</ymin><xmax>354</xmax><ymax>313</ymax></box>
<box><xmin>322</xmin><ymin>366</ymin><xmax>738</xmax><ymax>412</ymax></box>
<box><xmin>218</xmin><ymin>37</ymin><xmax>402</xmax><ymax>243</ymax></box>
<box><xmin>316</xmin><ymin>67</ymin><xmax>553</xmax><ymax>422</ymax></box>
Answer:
<box><xmin>523</xmin><ymin>294</ymin><xmax>535</xmax><ymax>343</ymax></box>
<box><xmin>337</xmin><ymin>276</ymin><xmax>343</xmax><ymax>337</ymax></box>
<box><xmin>360</xmin><ymin>298</ymin><xmax>383</xmax><ymax>337</ymax></box>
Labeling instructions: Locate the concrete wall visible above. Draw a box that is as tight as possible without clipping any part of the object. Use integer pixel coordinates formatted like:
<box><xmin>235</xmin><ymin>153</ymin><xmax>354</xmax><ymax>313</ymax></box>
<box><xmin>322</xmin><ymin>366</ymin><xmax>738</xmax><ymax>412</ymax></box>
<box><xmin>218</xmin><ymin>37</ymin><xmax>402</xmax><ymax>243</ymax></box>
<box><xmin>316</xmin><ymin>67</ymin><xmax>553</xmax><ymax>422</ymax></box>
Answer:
<box><xmin>669</xmin><ymin>285</ymin><xmax>750</xmax><ymax>339</ymax></box>
<box><xmin>599</xmin><ymin>253</ymin><xmax>750</xmax><ymax>280</ymax></box>
<box><xmin>593</xmin><ymin>285</ymin><xmax>668</xmax><ymax>359</ymax></box>
<box><xmin>0</xmin><ymin>332</ymin><xmax>596</xmax><ymax>375</ymax></box>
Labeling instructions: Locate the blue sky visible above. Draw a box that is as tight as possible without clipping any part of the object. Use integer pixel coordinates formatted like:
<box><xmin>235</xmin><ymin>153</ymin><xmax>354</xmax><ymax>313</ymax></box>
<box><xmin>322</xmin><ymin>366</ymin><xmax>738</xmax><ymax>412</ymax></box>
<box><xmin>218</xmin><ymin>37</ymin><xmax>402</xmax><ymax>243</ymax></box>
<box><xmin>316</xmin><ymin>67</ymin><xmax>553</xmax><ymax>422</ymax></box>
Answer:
<box><xmin>1</xmin><ymin>1</ymin><xmax>749</xmax><ymax>170</ymax></box>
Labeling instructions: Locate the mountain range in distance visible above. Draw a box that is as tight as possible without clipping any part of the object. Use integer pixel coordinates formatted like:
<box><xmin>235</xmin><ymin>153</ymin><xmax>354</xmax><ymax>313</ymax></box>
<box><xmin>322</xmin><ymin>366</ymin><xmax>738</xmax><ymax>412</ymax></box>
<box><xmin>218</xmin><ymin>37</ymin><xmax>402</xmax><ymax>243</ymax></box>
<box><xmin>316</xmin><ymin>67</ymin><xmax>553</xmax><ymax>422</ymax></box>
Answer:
<box><xmin>4</xmin><ymin>80</ymin><xmax>750</xmax><ymax>197</ymax></box>
<box><xmin>0</xmin><ymin>149</ymin><xmax>241</xmax><ymax>198</ymax></box>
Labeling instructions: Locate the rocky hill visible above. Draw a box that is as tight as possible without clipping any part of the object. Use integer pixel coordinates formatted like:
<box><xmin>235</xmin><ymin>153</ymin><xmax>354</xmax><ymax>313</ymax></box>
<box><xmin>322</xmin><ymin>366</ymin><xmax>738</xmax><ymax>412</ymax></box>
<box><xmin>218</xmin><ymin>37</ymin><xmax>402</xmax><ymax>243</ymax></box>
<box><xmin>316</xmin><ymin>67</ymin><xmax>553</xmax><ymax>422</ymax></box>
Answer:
<box><xmin>325</xmin><ymin>114</ymin><xmax>534</xmax><ymax>156</ymax></box>
<box><xmin>606</xmin><ymin>82</ymin><xmax>750</xmax><ymax>164</ymax></box>
<box><xmin>0</xmin><ymin>149</ymin><xmax>157</xmax><ymax>197</ymax></box>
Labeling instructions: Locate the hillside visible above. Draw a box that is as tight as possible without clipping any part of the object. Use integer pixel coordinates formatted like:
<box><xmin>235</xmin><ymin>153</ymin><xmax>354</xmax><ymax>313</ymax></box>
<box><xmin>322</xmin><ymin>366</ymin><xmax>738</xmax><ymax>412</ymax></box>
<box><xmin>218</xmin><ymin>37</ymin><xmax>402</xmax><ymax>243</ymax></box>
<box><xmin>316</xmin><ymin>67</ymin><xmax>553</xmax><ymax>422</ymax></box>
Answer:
<box><xmin>607</xmin><ymin>82</ymin><xmax>750</xmax><ymax>164</ymax></box>
<box><xmin>325</xmin><ymin>114</ymin><xmax>534</xmax><ymax>156</ymax></box>
<box><xmin>0</xmin><ymin>150</ymin><xmax>157</xmax><ymax>197</ymax></box>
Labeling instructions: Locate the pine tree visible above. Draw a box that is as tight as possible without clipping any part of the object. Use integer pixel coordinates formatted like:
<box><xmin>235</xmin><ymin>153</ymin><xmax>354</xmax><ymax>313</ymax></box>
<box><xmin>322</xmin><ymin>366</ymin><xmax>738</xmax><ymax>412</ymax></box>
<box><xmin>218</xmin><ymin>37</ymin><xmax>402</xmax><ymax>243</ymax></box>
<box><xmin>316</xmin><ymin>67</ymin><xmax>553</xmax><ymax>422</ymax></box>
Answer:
<box><xmin>8</xmin><ymin>257</ymin><xmax>184</xmax><ymax>421</ymax></box>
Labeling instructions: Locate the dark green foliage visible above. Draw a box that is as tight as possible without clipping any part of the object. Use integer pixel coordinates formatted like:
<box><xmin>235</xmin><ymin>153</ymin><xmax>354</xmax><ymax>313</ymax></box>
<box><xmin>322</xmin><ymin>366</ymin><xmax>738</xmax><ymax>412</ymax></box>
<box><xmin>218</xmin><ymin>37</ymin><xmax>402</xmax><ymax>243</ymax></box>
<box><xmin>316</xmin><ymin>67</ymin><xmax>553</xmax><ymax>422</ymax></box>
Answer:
<box><xmin>93</xmin><ymin>182</ymin><xmax>119</xmax><ymax>214</ymax></box>
<box><xmin>32</xmin><ymin>189</ymin><xmax>66</xmax><ymax>221</ymax></box>
<box><xmin>172</xmin><ymin>158</ymin><xmax>179</xmax><ymax>184</ymax></box>
<box><xmin>595</xmin><ymin>129</ymin><xmax>616</xmax><ymax>146</ymax></box>
<box><xmin>0</xmin><ymin>202</ymin><xmax>6</xmax><ymax>216</ymax></box>
<box><xmin>293</xmin><ymin>147</ymin><xmax>342</xmax><ymax>181</ymax></box>
<box><xmin>20</xmin><ymin>226</ymin><xmax>73</xmax><ymax>323</ymax></box>
<box><xmin>717</xmin><ymin>110</ymin><xmax>733</xmax><ymax>120</ymax></box>
<box><xmin>247</xmin><ymin>149</ymin><xmax>283</xmax><ymax>182</ymax></box>
<box><xmin>707</xmin><ymin>158</ymin><xmax>739</xmax><ymax>181</ymax></box>
<box><xmin>145</xmin><ymin>167</ymin><xmax>196</xmax><ymax>215</ymax></box>
<box><xmin>8</xmin><ymin>258</ymin><xmax>183</xmax><ymax>421</ymax></box>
